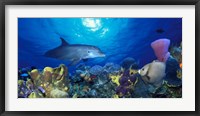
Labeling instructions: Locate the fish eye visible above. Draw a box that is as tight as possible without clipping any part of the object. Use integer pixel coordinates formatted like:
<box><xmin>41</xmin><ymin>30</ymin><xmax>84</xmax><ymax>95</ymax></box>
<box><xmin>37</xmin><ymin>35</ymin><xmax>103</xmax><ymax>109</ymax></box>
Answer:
<box><xmin>142</xmin><ymin>68</ymin><xmax>144</xmax><ymax>71</ymax></box>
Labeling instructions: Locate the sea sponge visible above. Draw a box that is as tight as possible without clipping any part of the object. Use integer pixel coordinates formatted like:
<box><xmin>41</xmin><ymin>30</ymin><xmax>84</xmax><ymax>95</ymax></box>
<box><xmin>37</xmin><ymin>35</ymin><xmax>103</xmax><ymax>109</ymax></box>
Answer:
<box><xmin>30</xmin><ymin>69</ymin><xmax>40</xmax><ymax>81</ymax></box>
<box><xmin>151</xmin><ymin>39</ymin><xmax>170</xmax><ymax>62</ymax></box>
<box><xmin>43</xmin><ymin>83</ymin><xmax>53</xmax><ymax>98</ymax></box>
<box><xmin>43</xmin><ymin>67</ymin><xmax>54</xmax><ymax>73</ymax></box>
<box><xmin>50</xmin><ymin>88</ymin><xmax>68</xmax><ymax>98</ymax></box>
<box><xmin>22</xmin><ymin>64</ymin><xmax>69</xmax><ymax>98</ymax></box>
<box><xmin>43</xmin><ymin>67</ymin><xmax>53</xmax><ymax>82</ymax></box>
<box><xmin>52</xmin><ymin>64</ymin><xmax>68</xmax><ymax>88</ymax></box>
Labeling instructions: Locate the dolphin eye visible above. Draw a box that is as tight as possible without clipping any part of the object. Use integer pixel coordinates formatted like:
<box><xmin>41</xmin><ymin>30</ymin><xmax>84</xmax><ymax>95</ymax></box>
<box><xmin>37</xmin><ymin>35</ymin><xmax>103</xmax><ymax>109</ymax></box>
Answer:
<box><xmin>87</xmin><ymin>51</ymin><xmax>90</xmax><ymax>53</ymax></box>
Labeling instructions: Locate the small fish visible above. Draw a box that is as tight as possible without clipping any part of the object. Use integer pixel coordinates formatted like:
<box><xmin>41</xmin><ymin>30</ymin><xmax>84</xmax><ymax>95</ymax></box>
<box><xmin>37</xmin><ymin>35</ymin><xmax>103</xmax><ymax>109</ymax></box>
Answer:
<box><xmin>138</xmin><ymin>61</ymin><xmax>166</xmax><ymax>87</ymax></box>
<box><xmin>45</xmin><ymin>37</ymin><xmax>105</xmax><ymax>65</ymax></box>
<box><xmin>156</xmin><ymin>28</ymin><xmax>165</xmax><ymax>33</ymax></box>
<box><xmin>20</xmin><ymin>73</ymin><xmax>29</xmax><ymax>77</ymax></box>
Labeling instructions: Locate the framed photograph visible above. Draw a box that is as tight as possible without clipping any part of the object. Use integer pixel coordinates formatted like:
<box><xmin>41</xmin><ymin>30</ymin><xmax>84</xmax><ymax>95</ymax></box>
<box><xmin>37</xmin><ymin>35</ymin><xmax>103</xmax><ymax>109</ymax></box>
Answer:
<box><xmin>0</xmin><ymin>0</ymin><xmax>199</xmax><ymax>115</ymax></box>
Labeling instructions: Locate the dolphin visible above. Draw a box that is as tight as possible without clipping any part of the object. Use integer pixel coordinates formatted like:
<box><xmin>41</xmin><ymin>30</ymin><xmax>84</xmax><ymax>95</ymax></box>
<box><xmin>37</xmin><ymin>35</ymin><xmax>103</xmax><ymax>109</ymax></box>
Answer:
<box><xmin>44</xmin><ymin>37</ymin><xmax>106</xmax><ymax>65</ymax></box>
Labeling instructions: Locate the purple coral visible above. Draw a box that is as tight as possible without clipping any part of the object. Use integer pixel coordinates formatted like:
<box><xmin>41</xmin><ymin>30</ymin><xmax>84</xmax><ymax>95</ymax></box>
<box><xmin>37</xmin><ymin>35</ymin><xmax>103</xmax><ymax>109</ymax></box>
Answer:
<box><xmin>116</xmin><ymin>85</ymin><xmax>130</xmax><ymax>97</ymax></box>
<box><xmin>129</xmin><ymin>73</ymin><xmax>139</xmax><ymax>83</ymax></box>
<box><xmin>119</xmin><ymin>76</ymin><xmax>130</xmax><ymax>86</ymax></box>
<box><xmin>18</xmin><ymin>81</ymin><xmax>32</xmax><ymax>98</ymax></box>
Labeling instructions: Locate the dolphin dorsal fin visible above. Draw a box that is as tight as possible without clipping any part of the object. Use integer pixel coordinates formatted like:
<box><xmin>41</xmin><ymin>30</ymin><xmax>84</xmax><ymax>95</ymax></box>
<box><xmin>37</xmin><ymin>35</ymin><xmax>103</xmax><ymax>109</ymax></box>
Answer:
<box><xmin>60</xmin><ymin>37</ymin><xmax>69</xmax><ymax>46</ymax></box>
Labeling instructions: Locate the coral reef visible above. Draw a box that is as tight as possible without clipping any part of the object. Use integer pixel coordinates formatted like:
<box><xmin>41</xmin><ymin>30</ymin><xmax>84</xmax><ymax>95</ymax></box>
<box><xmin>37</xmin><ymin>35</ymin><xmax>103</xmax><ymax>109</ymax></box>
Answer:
<box><xmin>18</xmin><ymin>48</ymin><xmax>182</xmax><ymax>98</ymax></box>
<box><xmin>18</xmin><ymin>64</ymin><xmax>69</xmax><ymax>98</ymax></box>
<box><xmin>89</xmin><ymin>65</ymin><xmax>103</xmax><ymax>76</ymax></box>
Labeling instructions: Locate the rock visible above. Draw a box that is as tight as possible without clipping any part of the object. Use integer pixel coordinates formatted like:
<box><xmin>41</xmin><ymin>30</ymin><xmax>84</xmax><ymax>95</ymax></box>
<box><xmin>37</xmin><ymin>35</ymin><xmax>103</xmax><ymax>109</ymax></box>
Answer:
<box><xmin>121</xmin><ymin>57</ymin><xmax>139</xmax><ymax>70</ymax></box>
<box><xmin>89</xmin><ymin>65</ymin><xmax>103</xmax><ymax>75</ymax></box>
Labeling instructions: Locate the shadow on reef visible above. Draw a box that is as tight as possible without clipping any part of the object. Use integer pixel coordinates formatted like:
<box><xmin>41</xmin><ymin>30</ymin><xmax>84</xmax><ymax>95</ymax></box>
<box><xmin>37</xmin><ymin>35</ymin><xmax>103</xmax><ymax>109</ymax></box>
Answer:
<box><xmin>18</xmin><ymin>39</ymin><xmax>182</xmax><ymax>98</ymax></box>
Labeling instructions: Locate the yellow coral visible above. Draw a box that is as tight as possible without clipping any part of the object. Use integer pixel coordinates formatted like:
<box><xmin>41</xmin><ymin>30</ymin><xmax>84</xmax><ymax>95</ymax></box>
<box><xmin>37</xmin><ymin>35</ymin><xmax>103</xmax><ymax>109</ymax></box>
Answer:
<box><xmin>28</xmin><ymin>92</ymin><xmax>42</xmax><ymax>98</ymax></box>
<box><xmin>18</xmin><ymin>80</ymin><xmax>24</xmax><ymax>86</ymax></box>
<box><xmin>31</xmin><ymin>69</ymin><xmax>38</xmax><ymax>73</ymax></box>
<box><xmin>44</xmin><ymin>84</ymin><xmax>53</xmax><ymax>98</ymax></box>
<box><xmin>64</xmin><ymin>86</ymin><xmax>68</xmax><ymax>92</ymax></box>
<box><xmin>113</xmin><ymin>94</ymin><xmax>119</xmax><ymax>98</ymax></box>
<box><xmin>109</xmin><ymin>74</ymin><xmax>121</xmax><ymax>86</ymax></box>
<box><xmin>50</xmin><ymin>88</ymin><xmax>68</xmax><ymax>98</ymax></box>
<box><xmin>177</xmin><ymin>69</ymin><xmax>182</xmax><ymax>79</ymax></box>
<box><xmin>42</xmin><ymin>67</ymin><xmax>54</xmax><ymax>83</ymax></box>
<box><xmin>26</xmin><ymin>79</ymin><xmax>34</xmax><ymax>90</ymax></box>
<box><xmin>26</xmin><ymin>79</ymin><xmax>33</xmax><ymax>85</ymax></box>
<box><xmin>82</xmin><ymin>86</ymin><xmax>89</xmax><ymax>92</ymax></box>
<box><xmin>43</xmin><ymin>67</ymin><xmax>54</xmax><ymax>73</ymax></box>
<box><xmin>59</xmin><ymin>65</ymin><xmax>65</xmax><ymax>75</ymax></box>
<box><xmin>27</xmin><ymin>64</ymin><xmax>69</xmax><ymax>98</ymax></box>
<box><xmin>129</xmin><ymin>69</ymin><xmax>138</xmax><ymax>76</ymax></box>
<box><xmin>72</xmin><ymin>93</ymin><xmax>78</xmax><ymax>98</ymax></box>
<box><xmin>52</xmin><ymin>64</ymin><xmax>67</xmax><ymax>84</ymax></box>
<box><xmin>30</xmin><ymin>69</ymin><xmax>40</xmax><ymax>80</ymax></box>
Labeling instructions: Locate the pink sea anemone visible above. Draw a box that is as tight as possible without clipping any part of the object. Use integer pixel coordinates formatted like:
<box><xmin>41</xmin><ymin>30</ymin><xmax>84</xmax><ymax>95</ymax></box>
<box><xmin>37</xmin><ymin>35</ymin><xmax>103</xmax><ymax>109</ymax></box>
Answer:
<box><xmin>151</xmin><ymin>39</ymin><xmax>170</xmax><ymax>62</ymax></box>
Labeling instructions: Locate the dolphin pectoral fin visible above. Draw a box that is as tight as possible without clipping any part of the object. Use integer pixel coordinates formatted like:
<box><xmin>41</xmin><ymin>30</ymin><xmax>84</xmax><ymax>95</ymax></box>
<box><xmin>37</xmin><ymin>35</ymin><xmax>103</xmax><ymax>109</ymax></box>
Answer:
<box><xmin>69</xmin><ymin>59</ymin><xmax>81</xmax><ymax>66</ymax></box>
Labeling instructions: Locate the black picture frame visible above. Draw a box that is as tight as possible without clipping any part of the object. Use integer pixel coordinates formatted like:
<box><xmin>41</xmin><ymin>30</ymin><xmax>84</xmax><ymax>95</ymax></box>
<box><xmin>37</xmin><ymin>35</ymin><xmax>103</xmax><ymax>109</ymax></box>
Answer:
<box><xmin>0</xmin><ymin>0</ymin><xmax>199</xmax><ymax>116</ymax></box>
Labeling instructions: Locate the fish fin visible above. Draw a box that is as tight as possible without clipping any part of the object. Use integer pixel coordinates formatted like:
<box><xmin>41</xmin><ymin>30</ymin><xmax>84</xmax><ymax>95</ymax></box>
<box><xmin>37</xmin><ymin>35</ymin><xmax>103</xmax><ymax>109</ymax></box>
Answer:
<box><xmin>146</xmin><ymin>75</ymin><xmax>151</xmax><ymax>81</ymax></box>
<box><xmin>60</xmin><ymin>37</ymin><xmax>69</xmax><ymax>46</ymax></box>
<box><xmin>82</xmin><ymin>59</ymin><xmax>88</xmax><ymax>62</ymax></box>
<box><xmin>69</xmin><ymin>59</ymin><xmax>81</xmax><ymax>66</ymax></box>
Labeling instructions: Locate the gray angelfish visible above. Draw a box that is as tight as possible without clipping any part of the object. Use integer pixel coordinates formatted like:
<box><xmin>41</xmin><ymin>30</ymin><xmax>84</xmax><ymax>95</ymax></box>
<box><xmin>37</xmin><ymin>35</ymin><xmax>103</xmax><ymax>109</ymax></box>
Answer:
<box><xmin>44</xmin><ymin>37</ymin><xmax>106</xmax><ymax>65</ymax></box>
<box><xmin>138</xmin><ymin>61</ymin><xmax>166</xmax><ymax>87</ymax></box>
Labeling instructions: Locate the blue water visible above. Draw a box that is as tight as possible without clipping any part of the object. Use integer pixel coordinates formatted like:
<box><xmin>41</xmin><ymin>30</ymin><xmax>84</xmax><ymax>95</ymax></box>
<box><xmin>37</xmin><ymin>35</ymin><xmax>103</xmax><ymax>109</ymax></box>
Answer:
<box><xmin>18</xmin><ymin>18</ymin><xmax>182</xmax><ymax>69</ymax></box>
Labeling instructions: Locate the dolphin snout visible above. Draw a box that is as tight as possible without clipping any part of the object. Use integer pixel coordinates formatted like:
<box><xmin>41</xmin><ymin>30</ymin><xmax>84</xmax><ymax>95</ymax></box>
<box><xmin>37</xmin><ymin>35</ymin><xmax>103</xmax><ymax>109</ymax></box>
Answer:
<box><xmin>138</xmin><ymin>70</ymin><xmax>141</xmax><ymax>74</ymax></box>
